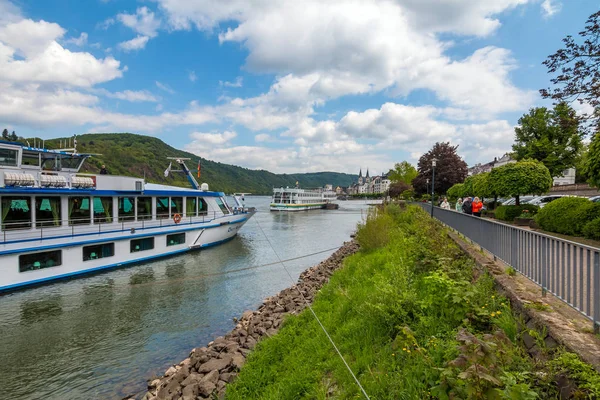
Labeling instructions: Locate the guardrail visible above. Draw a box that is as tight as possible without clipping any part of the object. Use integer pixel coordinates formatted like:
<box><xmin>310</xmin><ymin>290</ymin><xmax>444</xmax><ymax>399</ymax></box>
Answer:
<box><xmin>418</xmin><ymin>203</ymin><xmax>600</xmax><ymax>333</ymax></box>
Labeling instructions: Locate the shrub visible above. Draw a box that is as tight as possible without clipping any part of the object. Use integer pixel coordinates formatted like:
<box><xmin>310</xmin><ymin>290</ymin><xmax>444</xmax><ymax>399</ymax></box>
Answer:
<box><xmin>583</xmin><ymin>217</ymin><xmax>600</xmax><ymax>240</ymax></box>
<box><xmin>495</xmin><ymin>205</ymin><xmax>540</xmax><ymax>222</ymax></box>
<box><xmin>356</xmin><ymin>209</ymin><xmax>395</xmax><ymax>251</ymax></box>
<box><xmin>536</xmin><ymin>197</ymin><xmax>600</xmax><ymax>236</ymax></box>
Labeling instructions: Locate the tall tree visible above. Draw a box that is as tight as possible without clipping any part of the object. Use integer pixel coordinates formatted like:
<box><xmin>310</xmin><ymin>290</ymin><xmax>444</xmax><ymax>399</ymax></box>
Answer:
<box><xmin>412</xmin><ymin>142</ymin><xmax>468</xmax><ymax>195</ymax></box>
<box><xmin>9</xmin><ymin>131</ymin><xmax>17</xmax><ymax>142</ymax></box>
<box><xmin>490</xmin><ymin>159</ymin><xmax>553</xmax><ymax>205</ymax></box>
<box><xmin>512</xmin><ymin>103</ymin><xmax>583</xmax><ymax>178</ymax></box>
<box><xmin>387</xmin><ymin>161</ymin><xmax>417</xmax><ymax>185</ymax></box>
<box><xmin>584</xmin><ymin>132</ymin><xmax>600</xmax><ymax>188</ymax></box>
<box><xmin>540</xmin><ymin>11</ymin><xmax>600</xmax><ymax>129</ymax></box>
<box><xmin>1</xmin><ymin>129</ymin><xmax>8</xmax><ymax>140</ymax></box>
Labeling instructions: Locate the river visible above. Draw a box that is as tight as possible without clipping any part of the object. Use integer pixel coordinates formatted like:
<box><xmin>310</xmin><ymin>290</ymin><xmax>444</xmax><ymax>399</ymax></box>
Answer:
<box><xmin>0</xmin><ymin>196</ymin><xmax>371</xmax><ymax>400</ymax></box>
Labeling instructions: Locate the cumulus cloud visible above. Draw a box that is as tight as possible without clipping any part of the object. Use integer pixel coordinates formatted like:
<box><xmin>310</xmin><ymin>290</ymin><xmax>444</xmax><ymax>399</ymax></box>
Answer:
<box><xmin>96</xmin><ymin>89</ymin><xmax>158</xmax><ymax>102</ymax></box>
<box><xmin>189</xmin><ymin>130</ymin><xmax>237</xmax><ymax>145</ymax></box>
<box><xmin>220</xmin><ymin>76</ymin><xmax>243</xmax><ymax>87</ymax></box>
<box><xmin>117</xmin><ymin>6</ymin><xmax>161</xmax><ymax>37</ymax></box>
<box><xmin>541</xmin><ymin>0</ymin><xmax>561</xmax><ymax>18</ymax></box>
<box><xmin>118</xmin><ymin>35</ymin><xmax>149</xmax><ymax>52</ymax></box>
<box><xmin>65</xmin><ymin>32</ymin><xmax>88</xmax><ymax>47</ymax></box>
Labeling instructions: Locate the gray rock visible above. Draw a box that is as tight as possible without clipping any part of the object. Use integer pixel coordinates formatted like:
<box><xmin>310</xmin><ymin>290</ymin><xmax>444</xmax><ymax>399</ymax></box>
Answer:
<box><xmin>197</xmin><ymin>380</ymin><xmax>216</xmax><ymax>397</ymax></box>
<box><xmin>203</xmin><ymin>369</ymin><xmax>220</xmax><ymax>384</ymax></box>
<box><xmin>182</xmin><ymin>383</ymin><xmax>199</xmax><ymax>398</ymax></box>
<box><xmin>198</xmin><ymin>355</ymin><xmax>232</xmax><ymax>373</ymax></box>
<box><xmin>181</xmin><ymin>372</ymin><xmax>203</xmax><ymax>387</ymax></box>
<box><xmin>232</xmin><ymin>354</ymin><xmax>245</xmax><ymax>370</ymax></box>
<box><xmin>245</xmin><ymin>336</ymin><xmax>257</xmax><ymax>349</ymax></box>
<box><xmin>216</xmin><ymin>380</ymin><xmax>227</xmax><ymax>392</ymax></box>
<box><xmin>219</xmin><ymin>372</ymin><xmax>235</xmax><ymax>383</ymax></box>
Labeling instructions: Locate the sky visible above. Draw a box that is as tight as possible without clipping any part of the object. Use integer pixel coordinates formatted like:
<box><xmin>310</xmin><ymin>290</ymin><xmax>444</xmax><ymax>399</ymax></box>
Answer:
<box><xmin>0</xmin><ymin>0</ymin><xmax>597</xmax><ymax>175</ymax></box>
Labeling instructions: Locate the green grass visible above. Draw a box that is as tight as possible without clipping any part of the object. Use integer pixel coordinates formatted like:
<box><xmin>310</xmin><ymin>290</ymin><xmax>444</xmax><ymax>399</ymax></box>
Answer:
<box><xmin>226</xmin><ymin>205</ymin><xmax>599</xmax><ymax>399</ymax></box>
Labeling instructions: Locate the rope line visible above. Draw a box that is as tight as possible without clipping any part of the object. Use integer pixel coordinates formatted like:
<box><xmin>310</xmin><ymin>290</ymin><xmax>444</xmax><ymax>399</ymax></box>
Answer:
<box><xmin>252</xmin><ymin>217</ymin><xmax>371</xmax><ymax>399</ymax></box>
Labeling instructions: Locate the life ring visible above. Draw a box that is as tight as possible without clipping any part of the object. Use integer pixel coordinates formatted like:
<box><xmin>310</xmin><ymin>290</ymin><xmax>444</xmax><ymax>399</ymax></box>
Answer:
<box><xmin>173</xmin><ymin>213</ymin><xmax>182</xmax><ymax>224</ymax></box>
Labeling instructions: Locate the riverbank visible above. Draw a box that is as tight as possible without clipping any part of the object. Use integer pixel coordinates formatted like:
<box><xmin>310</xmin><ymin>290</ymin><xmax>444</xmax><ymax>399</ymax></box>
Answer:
<box><xmin>138</xmin><ymin>240</ymin><xmax>360</xmax><ymax>400</ymax></box>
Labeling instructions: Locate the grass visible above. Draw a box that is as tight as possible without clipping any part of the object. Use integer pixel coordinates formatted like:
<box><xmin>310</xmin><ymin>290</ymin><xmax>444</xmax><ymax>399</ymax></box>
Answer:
<box><xmin>226</xmin><ymin>205</ymin><xmax>599</xmax><ymax>399</ymax></box>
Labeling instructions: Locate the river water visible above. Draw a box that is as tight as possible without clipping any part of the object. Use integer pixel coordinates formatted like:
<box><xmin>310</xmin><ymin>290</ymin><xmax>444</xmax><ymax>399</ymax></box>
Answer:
<box><xmin>0</xmin><ymin>196</ymin><xmax>370</xmax><ymax>400</ymax></box>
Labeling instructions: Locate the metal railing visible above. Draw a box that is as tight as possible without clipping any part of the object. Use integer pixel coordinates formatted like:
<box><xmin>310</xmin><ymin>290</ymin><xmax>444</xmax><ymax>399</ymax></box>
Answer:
<box><xmin>418</xmin><ymin>203</ymin><xmax>600</xmax><ymax>333</ymax></box>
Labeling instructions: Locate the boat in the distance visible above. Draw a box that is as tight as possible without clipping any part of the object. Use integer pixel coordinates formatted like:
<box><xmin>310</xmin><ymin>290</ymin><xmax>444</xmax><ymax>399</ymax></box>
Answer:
<box><xmin>0</xmin><ymin>140</ymin><xmax>255</xmax><ymax>292</ymax></box>
<box><xmin>270</xmin><ymin>185</ymin><xmax>337</xmax><ymax>211</ymax></box>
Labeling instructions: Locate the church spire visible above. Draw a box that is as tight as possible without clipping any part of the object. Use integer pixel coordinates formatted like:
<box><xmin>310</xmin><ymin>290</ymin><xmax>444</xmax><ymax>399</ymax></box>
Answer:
<box><xmin>358</xmin><ymin>168</ymin><xmax>362</xmax><ymax>177</ymax></box>
<box><xmin>366</xmin><ymin>168</ymin><xmax>370</xmax><ymax>178</ymax></box>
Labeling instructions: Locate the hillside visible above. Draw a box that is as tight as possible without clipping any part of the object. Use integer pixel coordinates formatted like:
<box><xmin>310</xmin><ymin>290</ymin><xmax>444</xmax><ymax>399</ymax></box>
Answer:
<box><xmin>35</xmin><ymin>133</ymin><xmax>357</xmax><ymax>194</ymax></box>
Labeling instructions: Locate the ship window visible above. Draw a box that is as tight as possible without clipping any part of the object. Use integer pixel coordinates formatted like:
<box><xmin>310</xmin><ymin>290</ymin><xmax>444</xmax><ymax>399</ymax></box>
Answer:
<box><xmin>167</xmin><ymin>233</ymin><xmax>185</xmax><ymax>246</ymax></box>
<box><xmin>131</xmin><ymin>237</ymin><xmax>154</xmax><ymax>253</ymax></box>
<box><xmin>61</xmin><ymin>156</ymin><xmax>83</xmax><ymax>170</ymax></box>
<box><xmin>215</xmin><ymin>197</ymin><xmax>230</xmax><ymax>214</ymax></box>
<box><xmin>35</xmin><ymin>196</ymin><xmax>61</xmax><ymax>227</ymax></box>
<box><xmin>83</xmin><ymin>243</ymin><xmax>114</xmax><ymax>261</ymax></box>
<box><xmin>118</xmin><ymin>197</ymin><xmax>135</xmax><ymax>222</ymax></box>
<box><xmin>93</xmin><ymin>197</ymin><xmax>113</xmax><ymax>223</ymax></box>
<box><xmin>21</xmin><ymin>151</ymin><xmax>40</xmax><ymax>167</ymax></box>
<box><xmin>1</xmin><ymin>196</ymin><xmax>31</xmax><ymax>230</ymax></box>
<box><xmin>186</xmin><ymin>197</ymin><xmax>197</xmax><ymax>217</ymax></box>
<box><xmin>156</xmin><ymin>197</ymin><xmax>169</xmax><ymax>219</ymax></box>
<box><xmin>198</xmin><ymin>198</ymin><xmax>208</xmax><ymax>215</ymax></box>
<box><xmin>19</xmin><ymin>250</ymin><xmax>62</xmax><ymax>272</ymax></box>
<box><xmin>41</xmin><ymin>156</ymin><xmax>60</xmax><ymax>171</ymax></box>
<box><xmin>69</xmin><ymin>197</ymin><xmax>91</xmax><ymax>225</ymax></box>
<box><xmin>171</xmin><ymin>197</ymin><xmax>183</xmax><ymax>217</ymax></box>
<box><xmin>137</xmin><ymin>197</ymin><xmax>152</xmax><ymax>220</ymax></box>
<box><xmin>0</xmin><ymin>148</ymin><xmax>18</xmax><ymax>167</ymax></box>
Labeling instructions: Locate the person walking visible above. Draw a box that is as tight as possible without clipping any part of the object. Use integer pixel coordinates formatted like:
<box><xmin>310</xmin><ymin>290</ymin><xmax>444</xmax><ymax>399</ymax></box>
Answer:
<box><xmin>455</xmin><ymin>197</ymin><xmax>463</xmax><ymax>212</ymax></box>
<box><xmin>440</xmin><ymin>197</ymin><xmax>451</xmax><ymax>210</ymax></box>
<box><xmin>100</xmin><ymin>165</ymin><xmax>108</xmax><ymax>175</ymax></box>
<box><xmin>472</xmin><ymin>196</ymin><xmax>483</xmax><ymax>217</ymax></box>
<box><xmin>462</xmin><ymin>197</ymin><xmax>473</xmax><ymax>215</ymax></box>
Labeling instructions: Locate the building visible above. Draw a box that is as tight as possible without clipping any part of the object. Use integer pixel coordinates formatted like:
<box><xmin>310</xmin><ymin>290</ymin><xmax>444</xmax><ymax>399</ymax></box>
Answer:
<box><xmin>468</xmin><ymin>153</ymin><xmax>575</xmax><ymax>186</ymax></box>
<box><xmin>348</xmin><ymin>168</ymin><xmax>391</xmax><ymax>194</ymax></box>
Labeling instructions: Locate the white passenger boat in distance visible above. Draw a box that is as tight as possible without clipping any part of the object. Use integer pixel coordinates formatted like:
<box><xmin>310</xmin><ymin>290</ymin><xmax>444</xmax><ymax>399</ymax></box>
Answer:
<box><xmin>0</xmin><ymin>140</ymin><xmax>255</xmax><ymax>292</ymax></box>
<box><xmin>270</xmin><ymin>185</ymin><xmax>337</xmax><ymax>211</ymax></box>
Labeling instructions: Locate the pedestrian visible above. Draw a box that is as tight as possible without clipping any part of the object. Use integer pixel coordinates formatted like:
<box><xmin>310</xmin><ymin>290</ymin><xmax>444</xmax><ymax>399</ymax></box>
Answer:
<box><xmin>455</xmin><ymin>197</ymin><xmax>463</xmax><ymax>212</ymax></box>
<box><xmin>100</xmin><ymin>164</ymin><xmax>108</xmax><ymax>175</ymax></box>
<box><xmin>462</xmin><ymin>197</ymin><xmax>473</xmax><ymax>215</ymax></box>
<box><xmin>440</xmin><ymin>197</ymin><xmax>451</xmax><ymax>210</ymax></box>
<box><xmin>472</xmin><ymin>196</ymin><xmax>483</xmax><ymax>217</ymax></box>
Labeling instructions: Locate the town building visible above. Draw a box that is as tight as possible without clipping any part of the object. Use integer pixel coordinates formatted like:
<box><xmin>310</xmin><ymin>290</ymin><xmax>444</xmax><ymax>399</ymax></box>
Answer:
<box><xmin>468</xmin><ymin>153</ymin><xmax>575</xmax><ymax>186</ymax></box>
<box><xmin>347</xmin><ymin>168</ymin><xmax>391</xmax><ymax>194</ymax></box>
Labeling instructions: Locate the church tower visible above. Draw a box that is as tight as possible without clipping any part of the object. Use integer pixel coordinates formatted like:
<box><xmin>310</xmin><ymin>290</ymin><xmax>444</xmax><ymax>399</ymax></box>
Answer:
<box><xmin>358</xmin><ymin>168</ymin><xmax>363</xmax><ymax>185</ymax></box>
<box><xmin>366</xmin><ymin>168</ymin><xmax>370</xmax><ymax>183</ymax></box>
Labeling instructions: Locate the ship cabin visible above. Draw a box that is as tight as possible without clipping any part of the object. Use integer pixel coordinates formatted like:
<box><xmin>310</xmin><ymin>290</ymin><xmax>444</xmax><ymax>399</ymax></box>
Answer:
<box><xmin>0</xmin><ymin>141</ymin><xmax>233</xmax><ymax>244</ymax></box>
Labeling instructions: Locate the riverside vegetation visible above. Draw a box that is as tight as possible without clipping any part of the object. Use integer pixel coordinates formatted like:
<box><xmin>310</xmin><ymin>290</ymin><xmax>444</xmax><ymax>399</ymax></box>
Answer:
<box><xmin>225</xmin><ymin>205</ymin><xmax>600</xmax><ymax>399</ymax></box>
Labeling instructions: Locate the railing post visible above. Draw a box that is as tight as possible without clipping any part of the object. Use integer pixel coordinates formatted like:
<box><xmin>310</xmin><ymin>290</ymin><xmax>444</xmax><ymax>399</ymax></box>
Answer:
<box><xmin>594</xmin><ymin>251</ymin><xmax>600</xmax><ymax>334</ymax></box>
<box><xmin>542</xmin><ymin>237</ymin><xmax>547</xmax><ymax>297</ymax></box>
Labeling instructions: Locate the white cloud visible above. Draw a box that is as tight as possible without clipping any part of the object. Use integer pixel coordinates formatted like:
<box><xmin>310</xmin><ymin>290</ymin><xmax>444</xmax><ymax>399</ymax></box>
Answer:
<box><xmin>155</xmin><ymin>81</ymin><xmax>175</xmax><ymax>94</ymax></box>
<box><xmin>220</xmin><ymin>76</ymin><xmax>243</xmax><ymax>87</ymax></box>
<box><xmin>541</xmin><ymin>0</ymin><xmax>561</xmax><ymax>18</ymax></box>
<box><xmin>0</xmin><ymin>0</ymin><xmax>22</xmax><ymax>24</ymax></box>
<box><xmin>189</xmin><ymin>130</ymin><xmax>237</xmax><ymax>145</ymax></box>
<box><xmin>118</xmin><ymin>35</ymin><xmax>149</xmax><ymax>52</ymax></box>
<box><xmin>65</xmin><ymin>32</ymin><xmax>88</xmax><ymax>47</ymax></box>
<box><xmin>189</xmin><ymin>70</ymin><xmax>197</xmax><ymax>82</ymax></box>
<box><xmin>117</xmin><ymin>6</ymin><xmax>161</xmax><ymax>37</ymax></box>
<box><xmin>97</xmin><ymin>17</ymin><xmax>115</xmax><ymax>30</ymax></box>
<box><xmin>96</xmin><ymin>89</ymin><xmax>158</xmax><ymax>102</ymax></box>
<box><xmin>254</xmin><ymin>133</ymin><xmax>273</xmax><ymax>142</ymax></box>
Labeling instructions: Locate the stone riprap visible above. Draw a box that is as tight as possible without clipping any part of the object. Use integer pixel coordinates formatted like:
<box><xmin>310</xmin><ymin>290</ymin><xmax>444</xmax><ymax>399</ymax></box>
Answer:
<box><xmin>139</xmin><ymin>240</ymin><xmax>359</xmax><ymax>400</ymax></box>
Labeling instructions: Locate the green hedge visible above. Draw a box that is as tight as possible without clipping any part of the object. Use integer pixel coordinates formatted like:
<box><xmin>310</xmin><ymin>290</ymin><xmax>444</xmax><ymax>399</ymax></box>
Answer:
<box><xmin>495</xmin><ymin>204</ymin><xmax>539</xmax><ymax>222</ymax></box>
<box><xmin>583</xmin><ymin>218</ymin><xmax>600</xmax><ymax>240</ymax></box>
<box><xmin>536</xmin><ymin>197</ymin><xmax>600</xmax><ymax>236</ymax></box>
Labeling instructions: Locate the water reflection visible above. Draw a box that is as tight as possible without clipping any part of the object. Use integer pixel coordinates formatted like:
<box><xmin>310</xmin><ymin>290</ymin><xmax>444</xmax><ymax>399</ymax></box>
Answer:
<box><xmin>20</xmin><ymin>294</ymin><xmax>63</xmax><ymax>325</ymax></box>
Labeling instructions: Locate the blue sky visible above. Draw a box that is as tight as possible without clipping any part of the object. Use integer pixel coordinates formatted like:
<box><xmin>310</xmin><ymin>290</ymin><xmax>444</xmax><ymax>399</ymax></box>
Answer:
<box><xmin>0</xmin><ymin>0</ymin><xmax>597</xmax><ymax>174</ymax></box>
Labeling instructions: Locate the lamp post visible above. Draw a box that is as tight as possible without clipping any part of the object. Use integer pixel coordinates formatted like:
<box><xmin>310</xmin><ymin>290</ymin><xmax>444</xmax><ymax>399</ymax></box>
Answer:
<box><xmin>430</xmin><ymin>158</ymin><xmax>437</xmax><ymax>217</ymax></box>
<box><xmin>426</xmin><ymin>178</ymin><xmax>429</xmax><ymax>199</ymax></box>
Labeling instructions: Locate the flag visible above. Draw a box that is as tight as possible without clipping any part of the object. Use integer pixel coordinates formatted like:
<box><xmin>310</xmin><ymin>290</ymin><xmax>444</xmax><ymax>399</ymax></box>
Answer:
<box><xmin>164</xmin><ymin>162</ymin><xmax>172</xmax><ymax>177</ymax></box>
<box><xmin>197</xmin><ymin>160</ymin><xmax>201</xmax><ymax>178</ymax></box>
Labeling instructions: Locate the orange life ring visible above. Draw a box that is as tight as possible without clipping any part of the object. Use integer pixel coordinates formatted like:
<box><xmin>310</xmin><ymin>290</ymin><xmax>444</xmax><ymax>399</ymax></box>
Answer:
<box><xmin>173</xmin><ymin>213</ymin><xmax>182</xmax><ymax>224</ymax></box>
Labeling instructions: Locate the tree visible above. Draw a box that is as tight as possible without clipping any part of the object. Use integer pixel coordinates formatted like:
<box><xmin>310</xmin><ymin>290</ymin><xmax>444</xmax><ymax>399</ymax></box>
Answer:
<box><xmin>490</xmin><ymin>160</ymin><xmax>553</xmax><ymax>205</ymax></box>
<box><xmin>388</xmin><ymin>161</ymin><xmax>417</xmax><ymax>185</ymax></box>
<box><xmin>512</xmin><ymin>103</ymin><xmax>583</xmax><ymax>178</ymax></box>
<box><xmin>388</xmin><ymin>181</ymin><xmax>410</xmax><ymax>198</ymax></box>
<box><xmin>540</xmin><ymin>11</ymin><xmax>600</xmax><ymax>129</ymax></box>
<box><xmin>447</xmin><ymin>183</ymin><xmax>466</xmax><ymax>200</ymax></box>
<box><xmin>1</xmin><ymin>129</ymin><xmax>8</xmax><ymax>140</ymax></box>
<box><xmin>584</xmin><ymin>132</ymin><xmax>600</xmax><ymax>188</ymax></box>
<box><xmin>9</xmin><ymin>131</ymin><xmax>17</xmax><ymax>142</ymax></box>
<box><xmin>413</xmin><ymin>142</ymin><xmax>468</xmax><ymax>195</ymax></box>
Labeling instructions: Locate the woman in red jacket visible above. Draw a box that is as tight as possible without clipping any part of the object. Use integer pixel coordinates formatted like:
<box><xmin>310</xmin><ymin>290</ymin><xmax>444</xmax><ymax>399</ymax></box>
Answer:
<box><xmin>472</xmin><ymin>197</ymin><xmax>483</xmax><ymax>217</ymax></box>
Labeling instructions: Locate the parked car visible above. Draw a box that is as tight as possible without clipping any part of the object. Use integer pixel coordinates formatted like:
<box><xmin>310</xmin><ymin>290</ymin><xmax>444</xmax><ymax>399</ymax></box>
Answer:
<box><xmin>589</xmin><ymin>195</ymin><xmax>600</xmax><ymax>203</ymax></box>
<box><xmin>501</xmin><ymin>196</ymin><xmax>536</xmax><ymax>206</ymax></box>
<box><xmin>525</xmin><ymin>195</ymin><xmax>565</xmax><ymax>208</ymax></box>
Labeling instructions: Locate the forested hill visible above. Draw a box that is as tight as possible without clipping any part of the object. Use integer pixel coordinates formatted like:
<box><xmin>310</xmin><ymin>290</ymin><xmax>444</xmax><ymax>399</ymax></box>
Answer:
<box><xmin>37</xmin><ymin>133</ymin><xmax>357</xmax><ymax>194</ymax></box>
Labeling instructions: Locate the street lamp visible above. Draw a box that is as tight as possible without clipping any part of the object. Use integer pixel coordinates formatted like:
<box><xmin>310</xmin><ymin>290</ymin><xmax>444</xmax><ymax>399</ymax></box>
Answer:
<box><xmin>426</xmin><ymin>178</ymin><xmax>429</xmax><ymax>198</ymax></box>
<box><xmin>430</xmin><ymin>158</ymin><xmax>437</xmax><ymax>217</ymax></box>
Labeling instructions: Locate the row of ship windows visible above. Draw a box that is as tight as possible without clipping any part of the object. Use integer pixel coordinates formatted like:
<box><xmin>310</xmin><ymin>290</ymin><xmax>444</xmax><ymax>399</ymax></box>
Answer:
<box><xmin>1</xmin><ymin>196</ymin><xmax>229</xmax><ymax>230</ymax></box>
<box><xmin>18</xmin><ymin>233</ymin><xmax>186</xmax><ymax>273</ymax></box>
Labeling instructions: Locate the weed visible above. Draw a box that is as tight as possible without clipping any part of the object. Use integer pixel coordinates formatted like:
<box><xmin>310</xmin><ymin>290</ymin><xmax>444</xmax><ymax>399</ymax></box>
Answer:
<box><xmin>507</xmin><ymin>267</ymin><xmax>517</xmax><ymax>276</ymax></box>
<box><xmin>548</xmin><ymin>352</ymin><xmax>600</xmax><ymax>397</ymax></box>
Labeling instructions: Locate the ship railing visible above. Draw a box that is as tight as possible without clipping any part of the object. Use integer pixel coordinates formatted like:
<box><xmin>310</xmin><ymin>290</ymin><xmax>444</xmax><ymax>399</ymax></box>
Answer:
<box><xmin>0</xmin><ymin>210</ymin><xmax>242</xmax><ymax>244</ymax></box>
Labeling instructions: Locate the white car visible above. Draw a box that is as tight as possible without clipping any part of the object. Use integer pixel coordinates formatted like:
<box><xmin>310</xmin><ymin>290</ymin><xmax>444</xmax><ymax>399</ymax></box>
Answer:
<box><xmin>526</xmin><ymin>195</ymin><xmax>565</xmax><ymax>208</ymax></box>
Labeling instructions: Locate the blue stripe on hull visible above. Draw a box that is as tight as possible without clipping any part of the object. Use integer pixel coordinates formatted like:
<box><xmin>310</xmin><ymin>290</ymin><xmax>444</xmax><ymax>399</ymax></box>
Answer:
<box><xmin>0</xmin><ymin>235</ymin><xmax>237</xmax><ymax>293</ymax></box>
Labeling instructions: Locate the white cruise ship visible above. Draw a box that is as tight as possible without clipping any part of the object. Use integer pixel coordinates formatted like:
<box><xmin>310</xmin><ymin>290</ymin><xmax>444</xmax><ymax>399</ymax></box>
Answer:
<box><xmin>0</xmin><ymin>140</ymin><xmax>255</xmax><ymax>292</ymax></box>
<box><xmin>270</xmin><ymin>186</ymin><xmax>337</xmax><ymax>211</ymax></box>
